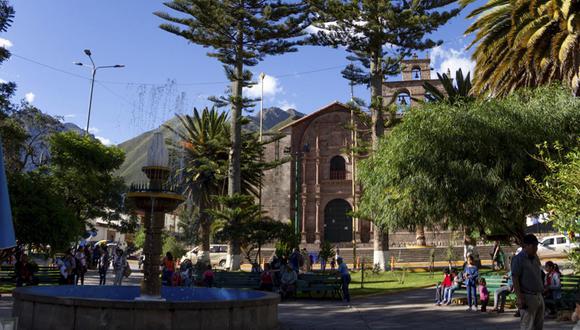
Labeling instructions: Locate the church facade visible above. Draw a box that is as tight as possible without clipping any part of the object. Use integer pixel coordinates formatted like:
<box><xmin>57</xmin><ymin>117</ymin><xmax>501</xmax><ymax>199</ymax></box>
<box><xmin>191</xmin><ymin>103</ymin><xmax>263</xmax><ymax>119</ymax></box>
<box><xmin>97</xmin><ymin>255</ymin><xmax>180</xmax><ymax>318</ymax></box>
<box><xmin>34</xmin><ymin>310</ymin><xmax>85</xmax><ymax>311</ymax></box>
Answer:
<box><xmin>261</xmin><ymin>57</ymin><xmax>445</xmax><ymax>247</ymax></box>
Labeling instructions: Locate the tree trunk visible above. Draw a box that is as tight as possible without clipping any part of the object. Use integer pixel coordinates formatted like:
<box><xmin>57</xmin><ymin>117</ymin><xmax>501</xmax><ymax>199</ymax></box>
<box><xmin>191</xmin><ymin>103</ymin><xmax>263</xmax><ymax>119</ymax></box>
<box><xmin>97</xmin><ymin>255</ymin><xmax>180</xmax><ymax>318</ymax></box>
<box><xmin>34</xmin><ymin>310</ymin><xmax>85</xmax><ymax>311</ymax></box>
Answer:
<box><xmin>199</xmin><ymin>209</ymin><xmax>210</xmax><ymax>266</ymax></box>
<box><xmin>227</xmin><ymin>27</ymin><xmax>244</xmax><ymax>271</ymax></box>
<box><xmin>463</xmin><ymin>226</ymin><xmax>477</xmax><ymax>262</ymax></box>
<box><xmin>369</xmin><ymin>48</ymin><xmax>388</xmax><ymax>270</ymax></box>
<box><xmin>416</xmin><ymin>226</ymin><xmax>426</xmax><ymax>246</ymax></box>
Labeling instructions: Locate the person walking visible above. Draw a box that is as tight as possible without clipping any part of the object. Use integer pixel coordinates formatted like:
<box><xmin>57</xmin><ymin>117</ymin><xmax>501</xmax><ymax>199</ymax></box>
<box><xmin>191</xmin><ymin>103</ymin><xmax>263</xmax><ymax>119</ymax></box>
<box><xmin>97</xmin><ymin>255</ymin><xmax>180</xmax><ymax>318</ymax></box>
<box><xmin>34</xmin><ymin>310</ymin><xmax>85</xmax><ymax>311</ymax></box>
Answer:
<box><xmin>98</xmin><ymin>248</ymin><xmax>110</xmax><ymax>285</ymax></box>
<box><xmin>113</xmin><ymin>248</ymin><xmax>127</xmax><ymax>286</ymax></box>
<box><xmin>74</xmin><ymin>248</ymin><xmax>87</xmax><ymax>285</ymax></box>
<box><xmin>337</xmin><ymin>257</ymin><xmax>351</xmax><ymax>303</ymax></box>
<box><xmin>512</xmin><ymin>234</ymin><xmax>545</xmax><ymax>330</ymax></box>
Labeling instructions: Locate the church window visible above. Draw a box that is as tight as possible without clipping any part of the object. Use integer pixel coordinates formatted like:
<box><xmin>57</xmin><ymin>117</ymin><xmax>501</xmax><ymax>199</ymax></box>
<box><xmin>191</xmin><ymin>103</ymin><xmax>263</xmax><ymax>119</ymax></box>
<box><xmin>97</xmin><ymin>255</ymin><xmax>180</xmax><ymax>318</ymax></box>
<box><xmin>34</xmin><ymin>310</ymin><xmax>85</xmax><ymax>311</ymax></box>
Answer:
<box><xmin>330</xmin><ymin>156</ymin><xmax>346</xmax><ymax>180</ymax></box>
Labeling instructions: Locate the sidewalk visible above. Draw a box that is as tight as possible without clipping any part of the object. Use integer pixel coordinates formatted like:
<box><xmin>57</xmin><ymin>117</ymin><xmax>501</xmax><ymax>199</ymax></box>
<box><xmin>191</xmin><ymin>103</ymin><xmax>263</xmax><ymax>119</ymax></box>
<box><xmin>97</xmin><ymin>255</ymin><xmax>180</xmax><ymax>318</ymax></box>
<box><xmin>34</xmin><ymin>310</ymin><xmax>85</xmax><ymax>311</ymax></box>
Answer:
<box><xmin>279</xmin><ymin>287</ymin><xmax>575</xmax><ymax>330</ymax></box>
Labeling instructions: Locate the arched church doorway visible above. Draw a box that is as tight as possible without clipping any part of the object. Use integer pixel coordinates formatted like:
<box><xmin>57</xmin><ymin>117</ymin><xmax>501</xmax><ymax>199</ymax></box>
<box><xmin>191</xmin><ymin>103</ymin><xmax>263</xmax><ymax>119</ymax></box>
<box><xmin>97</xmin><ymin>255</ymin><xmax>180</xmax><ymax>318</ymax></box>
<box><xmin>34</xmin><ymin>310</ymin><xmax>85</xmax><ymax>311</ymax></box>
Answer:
<box><xmin>324</xmin><ymin>199</ymin><xmax>352</xmax><ymax>243</ymax></box>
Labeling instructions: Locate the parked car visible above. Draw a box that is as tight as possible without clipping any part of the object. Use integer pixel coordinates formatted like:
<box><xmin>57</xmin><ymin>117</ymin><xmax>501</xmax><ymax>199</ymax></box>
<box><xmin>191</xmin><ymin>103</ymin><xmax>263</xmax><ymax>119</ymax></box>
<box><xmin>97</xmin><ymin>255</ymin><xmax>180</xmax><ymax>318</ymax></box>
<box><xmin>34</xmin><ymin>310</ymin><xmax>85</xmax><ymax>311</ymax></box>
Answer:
<box><xmin>516</xmin><ymin>234</ymin><xmax>579</xmax><ymax>258</ymax></box>
<box><xmin>181</xmin><ymin>244</ymin><xmax>230</xmax><ymax>268</ymax></box>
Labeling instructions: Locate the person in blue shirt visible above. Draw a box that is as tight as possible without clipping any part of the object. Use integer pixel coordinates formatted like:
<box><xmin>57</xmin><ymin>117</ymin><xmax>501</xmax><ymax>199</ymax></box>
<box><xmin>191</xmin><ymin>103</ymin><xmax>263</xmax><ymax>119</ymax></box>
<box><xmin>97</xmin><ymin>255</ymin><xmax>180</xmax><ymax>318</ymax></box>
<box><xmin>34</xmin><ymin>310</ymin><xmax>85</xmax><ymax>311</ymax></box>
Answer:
<box><xmin>463</xmin><ymin>255</ymin><xmax>479</xmax><ymax>311</ymax></box>
<box><xmin>337</xmin><ymin>257</ymin><xmax>351</xmax><ymax>303</ymax></box>
<box><xmin>491</xmin><ymin>271</ymin><xmax>513</xmax><ymax>313</ymax></box>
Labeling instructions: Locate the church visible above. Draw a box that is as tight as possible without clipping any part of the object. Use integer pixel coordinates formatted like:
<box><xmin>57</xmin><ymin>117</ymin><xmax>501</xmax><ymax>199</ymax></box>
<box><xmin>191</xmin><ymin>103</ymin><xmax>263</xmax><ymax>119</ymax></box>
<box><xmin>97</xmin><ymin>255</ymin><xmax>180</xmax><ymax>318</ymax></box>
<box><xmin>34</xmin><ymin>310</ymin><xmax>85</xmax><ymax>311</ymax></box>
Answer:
<box><xmin>261</xmin><ymin>56</ymin><xmax>447</xmax><ymax>249</ymax></box>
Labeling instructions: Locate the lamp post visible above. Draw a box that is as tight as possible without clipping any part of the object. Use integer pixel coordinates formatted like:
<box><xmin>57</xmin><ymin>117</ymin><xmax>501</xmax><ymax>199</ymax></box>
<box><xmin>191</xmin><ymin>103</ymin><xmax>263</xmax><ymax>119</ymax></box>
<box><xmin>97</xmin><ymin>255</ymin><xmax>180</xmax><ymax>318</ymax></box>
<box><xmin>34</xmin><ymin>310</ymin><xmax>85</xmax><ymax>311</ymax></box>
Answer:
<box><xmin>259</xmin><ymin>72</ymin><xmax>266</xmax><ymax>142</ymax></box>
<box><xmin>74</xmin><ymin>49</ymin><xmax>124</xmax><ymax>134</ymax></box>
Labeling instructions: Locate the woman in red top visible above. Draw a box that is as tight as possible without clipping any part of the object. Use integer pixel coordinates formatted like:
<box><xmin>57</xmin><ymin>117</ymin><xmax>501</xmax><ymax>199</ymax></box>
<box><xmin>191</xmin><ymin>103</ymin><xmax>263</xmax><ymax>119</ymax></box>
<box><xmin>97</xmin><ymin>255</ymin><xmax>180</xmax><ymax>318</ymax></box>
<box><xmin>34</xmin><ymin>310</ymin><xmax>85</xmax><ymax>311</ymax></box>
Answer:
<box><xmin>162</xmin><ymin>252</ymin><xmax>175</xmax><ymax>286</ymax></box>
<box><xmin>202</xmin><ymin>264</ymin><xmax>215</xmax><ymax>287</ymax></box>
<box><xmin>260</xmin><ymin>263</ymin><xmax>274</xmax><ymax>291</ymax></box>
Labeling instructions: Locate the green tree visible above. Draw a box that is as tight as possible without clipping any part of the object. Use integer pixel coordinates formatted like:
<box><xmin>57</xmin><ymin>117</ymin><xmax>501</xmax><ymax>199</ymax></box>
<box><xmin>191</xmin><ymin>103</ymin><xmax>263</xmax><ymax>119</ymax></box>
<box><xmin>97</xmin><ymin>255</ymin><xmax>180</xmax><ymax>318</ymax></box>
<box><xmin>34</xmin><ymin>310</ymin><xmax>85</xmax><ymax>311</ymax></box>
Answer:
<box><xmin>155</xmin><ymin>2</ymin><xmax>308</xmax><ymax>270</ymax></box>
<box><xmin>208</xmin><ymin>193</ymin><xmax>260</xmax><ymax>268</ymax></box>
<box><xmin>358</xmin><ymin>85</ymin><xmax>580</xmax><ymax>245</ymax></box>
<box><xmin>464</xmin><ymin>0</ymin><xmax>580</xmax><ymax>96</ymax></box>
<box><xmin>528</xmin><ymin>141</ymin><xmax>580</xmax><ymax>270</ymax></box>
<box><xmin>49</xmin><ymin>131</ymin><xmax>128</xmax><ymax>228</ymax></box>
<box><xmin>307</xmin><ymin>0</ymin><xmax>460</xmax><ymax>267</ymax></box>
<box><xmin>9</xmin><ymin>171</ymin><xmax>83</xmax><ymax>251</ymax></box>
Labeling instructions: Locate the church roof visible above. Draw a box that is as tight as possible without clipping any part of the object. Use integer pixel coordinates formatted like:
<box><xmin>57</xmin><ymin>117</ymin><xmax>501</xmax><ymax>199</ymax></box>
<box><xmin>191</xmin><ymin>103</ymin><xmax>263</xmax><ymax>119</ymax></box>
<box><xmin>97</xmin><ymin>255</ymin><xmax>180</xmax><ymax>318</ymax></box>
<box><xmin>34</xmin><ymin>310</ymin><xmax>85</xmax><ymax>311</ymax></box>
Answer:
<box><xmin>277</xmin><ymin>101</ymin><xmax>349</xmax><ymax>131</ymax></box>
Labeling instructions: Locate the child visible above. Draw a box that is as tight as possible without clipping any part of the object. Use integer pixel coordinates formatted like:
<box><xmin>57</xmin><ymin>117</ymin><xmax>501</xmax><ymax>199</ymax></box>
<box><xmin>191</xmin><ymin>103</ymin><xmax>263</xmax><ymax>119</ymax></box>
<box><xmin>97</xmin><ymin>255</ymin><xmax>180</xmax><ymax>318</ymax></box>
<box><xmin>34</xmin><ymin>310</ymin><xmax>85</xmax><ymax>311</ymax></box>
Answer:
<box><xmin>435</xmin><ymin>269</ymin><xmax>450</xmax><ymax>305</ymax></box>
<box><xmin>479</xmin><ymin>278</ymin><xmax>489</xmax><ymax>312</ymax></box>
<box><xmin>440</xmin><ymin>268</ymin><xmax>453</xmax><ymax>305</ymax></box>
<box><xmin>464</xmin><ymin>255</ymin><xmax>479</xmax><ymax>311</ymax></box>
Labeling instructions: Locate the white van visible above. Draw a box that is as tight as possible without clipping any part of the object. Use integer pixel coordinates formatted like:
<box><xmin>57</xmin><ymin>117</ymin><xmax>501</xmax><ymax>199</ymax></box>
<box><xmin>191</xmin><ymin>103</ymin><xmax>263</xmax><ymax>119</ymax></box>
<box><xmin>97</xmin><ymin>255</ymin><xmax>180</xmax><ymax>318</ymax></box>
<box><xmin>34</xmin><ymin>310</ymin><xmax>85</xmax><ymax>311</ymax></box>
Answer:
<box><xmin>181</xmin><ymin>244</ymin><xmax>229</xmax><ymax>268</ymax></box>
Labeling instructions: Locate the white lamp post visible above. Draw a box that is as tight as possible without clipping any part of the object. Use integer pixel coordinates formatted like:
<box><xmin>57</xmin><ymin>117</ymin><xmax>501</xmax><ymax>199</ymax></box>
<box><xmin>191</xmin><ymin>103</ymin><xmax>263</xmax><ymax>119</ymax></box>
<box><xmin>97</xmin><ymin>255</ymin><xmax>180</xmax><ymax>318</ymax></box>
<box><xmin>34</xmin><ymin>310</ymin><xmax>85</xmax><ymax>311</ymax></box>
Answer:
<box><xmin>74</xmin><ymin>49</ymin><xmax>124</xmax><ymax>134</ymax></box>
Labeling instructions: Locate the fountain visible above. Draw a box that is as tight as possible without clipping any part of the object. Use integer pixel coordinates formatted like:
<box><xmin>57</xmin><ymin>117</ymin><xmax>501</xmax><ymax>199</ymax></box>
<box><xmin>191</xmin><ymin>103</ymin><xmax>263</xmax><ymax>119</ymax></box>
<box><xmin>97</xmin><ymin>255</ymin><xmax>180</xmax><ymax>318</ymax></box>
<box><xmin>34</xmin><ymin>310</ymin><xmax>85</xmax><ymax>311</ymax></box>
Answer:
<box><xmin>12</xmin><ymin>132</ymin><xmax>279</xmax><ymax>330</ymax></box>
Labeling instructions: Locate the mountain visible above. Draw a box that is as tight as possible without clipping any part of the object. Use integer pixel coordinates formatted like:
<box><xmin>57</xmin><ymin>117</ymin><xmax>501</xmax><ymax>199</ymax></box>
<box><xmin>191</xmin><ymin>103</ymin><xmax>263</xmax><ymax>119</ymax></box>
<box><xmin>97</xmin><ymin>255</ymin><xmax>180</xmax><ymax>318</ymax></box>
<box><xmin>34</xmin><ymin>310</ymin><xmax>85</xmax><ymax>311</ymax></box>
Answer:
<box><xmin>116</xmin><ymin>107</ymin><xmax>305</xmax><ymax>185</ymax></box>
<box><xmin>12</xmin><ymin>107</ymin><xmax>87</xmax><ymax>171</ymax></box>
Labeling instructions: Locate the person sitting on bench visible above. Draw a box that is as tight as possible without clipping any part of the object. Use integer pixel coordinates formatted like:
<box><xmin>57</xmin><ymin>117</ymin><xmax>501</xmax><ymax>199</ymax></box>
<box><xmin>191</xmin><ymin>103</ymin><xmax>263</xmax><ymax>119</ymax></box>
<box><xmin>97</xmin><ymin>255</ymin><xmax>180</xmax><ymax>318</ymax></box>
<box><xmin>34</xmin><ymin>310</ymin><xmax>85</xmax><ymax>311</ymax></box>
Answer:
<box><xmin>280</xmin><ymin>265</ymin><xmax>297</xmax><ymax>299</ymax></box>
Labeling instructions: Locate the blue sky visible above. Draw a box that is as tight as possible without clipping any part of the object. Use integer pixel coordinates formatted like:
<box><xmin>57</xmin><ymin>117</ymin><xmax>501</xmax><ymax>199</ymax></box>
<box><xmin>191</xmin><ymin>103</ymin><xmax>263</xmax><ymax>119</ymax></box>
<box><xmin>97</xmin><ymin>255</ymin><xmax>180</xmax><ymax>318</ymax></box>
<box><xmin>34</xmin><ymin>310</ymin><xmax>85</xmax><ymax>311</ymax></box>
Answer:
<box><xmin>1</xmin><ymin>0</ymin><xmax>484</xmax><ymax>145</ymax></box>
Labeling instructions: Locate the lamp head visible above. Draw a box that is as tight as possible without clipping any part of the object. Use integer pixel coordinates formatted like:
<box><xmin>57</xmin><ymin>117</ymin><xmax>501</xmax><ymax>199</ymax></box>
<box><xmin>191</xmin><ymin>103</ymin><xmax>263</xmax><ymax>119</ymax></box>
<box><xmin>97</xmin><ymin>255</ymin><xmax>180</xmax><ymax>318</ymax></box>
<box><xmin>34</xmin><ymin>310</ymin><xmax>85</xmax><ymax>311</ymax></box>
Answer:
<box><xmin>114</xmin><ymin>64</ymin><xmax>125</xmax><ymax>68</ymax></box>
<box><xmin>84</xmin><ymin>49</ymin><xmax>92</xmax><ymax>56</ymax></box>
<box><xmin>73</xmin><ymin>62</ymin><xmax>83</xmax><ymax>66</ymax></box>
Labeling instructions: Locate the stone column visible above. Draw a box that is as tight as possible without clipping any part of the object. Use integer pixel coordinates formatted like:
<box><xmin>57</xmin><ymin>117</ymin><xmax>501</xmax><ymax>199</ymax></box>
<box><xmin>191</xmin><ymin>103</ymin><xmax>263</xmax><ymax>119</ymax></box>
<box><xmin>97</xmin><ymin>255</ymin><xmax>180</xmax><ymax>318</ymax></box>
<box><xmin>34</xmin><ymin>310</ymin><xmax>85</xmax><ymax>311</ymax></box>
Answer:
<box><xmin>301</xmin><ymin>196</ymin><xmax>307</xmax><ymax>244</ymax></box>
<box><xmin>141</xmin><ymin>201</ymin><xmax>164</xmax><ymax>298</ymax></box>
<box><xmin>314</xmin><ymin>200</ymin><xmax>321</xmax><ymax>244</ymax></box>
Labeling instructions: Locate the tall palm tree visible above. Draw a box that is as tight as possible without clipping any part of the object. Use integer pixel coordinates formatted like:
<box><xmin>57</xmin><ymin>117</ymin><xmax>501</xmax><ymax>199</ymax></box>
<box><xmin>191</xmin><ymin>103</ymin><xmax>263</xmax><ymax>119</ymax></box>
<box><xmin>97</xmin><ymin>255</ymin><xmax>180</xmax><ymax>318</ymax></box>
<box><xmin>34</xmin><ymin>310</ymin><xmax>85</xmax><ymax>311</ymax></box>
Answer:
<box><xmin>464</xmin><ymin>0</ymin><xmax>580</xmax><ymax>96</ymax></box>
<box><xmin>166</xmin><ymin>108</ymin><xmax>229</xmax><ymax>264</ymax></box>
<box><xmin>166</xmin><ymin>107</ymin><xmax>280</xmax><ymax>267</ymax></box>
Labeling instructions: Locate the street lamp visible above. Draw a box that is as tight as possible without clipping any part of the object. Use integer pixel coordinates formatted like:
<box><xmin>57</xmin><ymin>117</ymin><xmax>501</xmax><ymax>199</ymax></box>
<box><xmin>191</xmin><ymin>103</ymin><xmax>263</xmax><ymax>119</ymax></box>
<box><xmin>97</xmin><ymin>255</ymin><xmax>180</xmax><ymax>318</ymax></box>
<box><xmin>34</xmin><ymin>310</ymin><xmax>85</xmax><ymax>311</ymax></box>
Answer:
<box><xmin>74</xmin><ymin>49</ymin><xmax>125</xmax><ymax>134</ymax></box>
<box><xmin>259</xmin><ymin>72</ymin><xmax>266</xmax><ymax>142</ymax></box>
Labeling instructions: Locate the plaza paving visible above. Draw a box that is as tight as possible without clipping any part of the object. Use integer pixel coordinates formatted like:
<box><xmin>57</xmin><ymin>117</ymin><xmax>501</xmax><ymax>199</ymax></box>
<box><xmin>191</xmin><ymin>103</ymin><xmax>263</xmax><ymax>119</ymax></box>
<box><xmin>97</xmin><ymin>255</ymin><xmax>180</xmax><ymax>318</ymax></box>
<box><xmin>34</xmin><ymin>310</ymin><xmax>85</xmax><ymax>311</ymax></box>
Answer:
<box><xmin>0</xmin><ymin>267</ymin><xmax>576</xmax><ymax>329</ymax></box>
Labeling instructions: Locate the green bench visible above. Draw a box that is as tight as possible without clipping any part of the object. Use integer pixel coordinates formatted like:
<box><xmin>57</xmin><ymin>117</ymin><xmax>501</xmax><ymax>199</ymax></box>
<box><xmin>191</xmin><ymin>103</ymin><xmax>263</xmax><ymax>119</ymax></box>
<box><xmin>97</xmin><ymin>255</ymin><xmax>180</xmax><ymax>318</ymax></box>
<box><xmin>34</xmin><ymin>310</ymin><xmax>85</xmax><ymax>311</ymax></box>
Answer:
<box><xmin>296</xmin><ymin>273</ymin><xmax>342</xmax><ymax>299</ymax></box>
<box><xmin>214</xmin><ymin>272</ymin><xmax>261</xmax><ymax>290</ymax></box>
<box><xmin>453</xmin><ymin>274</ymin><xmax>514</xmax><ymax>305</ymax></box>
<box><xmin>0</xmin><ymin>265</ymin><xmax>61</xmax><ymax>287</ymax></box>
<box><xmin>546</xmin><ymin>274</ymin><xmax>580</xmax><ymax>310</ymax></box>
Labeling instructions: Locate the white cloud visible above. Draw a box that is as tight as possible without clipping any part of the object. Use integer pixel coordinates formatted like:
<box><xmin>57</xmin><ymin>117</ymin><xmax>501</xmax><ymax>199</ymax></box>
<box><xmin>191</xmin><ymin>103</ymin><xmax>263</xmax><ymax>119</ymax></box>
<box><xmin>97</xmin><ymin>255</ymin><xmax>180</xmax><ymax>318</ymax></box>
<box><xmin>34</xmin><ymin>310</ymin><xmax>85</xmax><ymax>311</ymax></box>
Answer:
<box><xmin>25</xmin><ymin>92</ymin><xmax>35</xmax><ymax>103</ymax></box>
<box><xmin>0</xmin><ymin>38</ymin><xmax>13</xmax><ymax>49</ymax></box>
<box><xmin>0</xmin><ymin>78</ymin><xmax>6</xmax><ymax>84</ymax></box>
<box><xmin>96</xmin><ymin>136</ymin><xmax>112</xmax><ymax>146</ymax></box>
<box><xmin>278</xmin><ymin>100</ymin><xmax>296</xmax><ymax>111</ymax></box>
<box><xmin>244</xmin><ymin>74</ymin><xmax>282</xmax><ymax>99</ymax></box>
<box><xmin>429</xmin><ymin>46</ymin><xmax>475</xmax><ymax>79</ymax></box>
<box><xmin>64</xmin><ymin>114</ymin><xmax>77</xmax><ymax>119</ymax></box>
<box><xmin>88</xmin><ymin>127</ymin><xmax>100</xmax><ymax>134</ymax></box>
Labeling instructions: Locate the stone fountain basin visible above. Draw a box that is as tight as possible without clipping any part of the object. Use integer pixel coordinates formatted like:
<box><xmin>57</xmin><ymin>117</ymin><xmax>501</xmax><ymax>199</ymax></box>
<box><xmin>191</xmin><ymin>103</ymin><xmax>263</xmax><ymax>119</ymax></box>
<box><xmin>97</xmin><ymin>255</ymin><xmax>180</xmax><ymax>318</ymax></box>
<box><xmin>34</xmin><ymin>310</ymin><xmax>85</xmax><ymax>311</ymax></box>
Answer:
<box><xmin>13</xmin><ymin>286</ymin><xmax>279</xmax><ymax>330</ymax></box>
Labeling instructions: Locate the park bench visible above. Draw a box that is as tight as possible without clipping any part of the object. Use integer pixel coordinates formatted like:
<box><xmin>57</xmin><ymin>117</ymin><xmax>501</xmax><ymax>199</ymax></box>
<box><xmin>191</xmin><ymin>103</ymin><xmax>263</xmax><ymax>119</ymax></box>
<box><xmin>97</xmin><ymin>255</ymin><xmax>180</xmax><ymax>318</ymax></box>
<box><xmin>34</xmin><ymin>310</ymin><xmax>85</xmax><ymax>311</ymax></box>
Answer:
<box><xmin>545</xmin><ymin>274</ymin><xmax>580</xmax><ymax>311</ymax></box>
<box><xmin>213</xmin><ymin>271</ymin><xmax>261</xmax><ymax>290</ymax></box>
<box><xmin>296</xmin><ymin>273</ymin><xmax>342</xmax><ymax>299</ymax></box>
<box><xmin>0</xmin><ymin>265</ymin><xmax>60</xmax><ymax>287</ymax></box>
<box><xmin>452</xmin><ymin>274</ymin><xmax>514</xmax><ymax>305</ymax></box>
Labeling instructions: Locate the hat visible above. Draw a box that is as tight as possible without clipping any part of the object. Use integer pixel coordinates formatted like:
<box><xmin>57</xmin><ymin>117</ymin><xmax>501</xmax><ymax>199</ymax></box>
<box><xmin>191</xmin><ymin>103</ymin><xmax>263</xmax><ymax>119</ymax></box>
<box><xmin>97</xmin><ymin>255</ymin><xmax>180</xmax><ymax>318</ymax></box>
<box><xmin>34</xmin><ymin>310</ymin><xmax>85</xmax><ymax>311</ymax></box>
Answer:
<box><xmin>522</xmin><ymin>234</ymin><xmax>539</xmax><ymax>245</ymax></box>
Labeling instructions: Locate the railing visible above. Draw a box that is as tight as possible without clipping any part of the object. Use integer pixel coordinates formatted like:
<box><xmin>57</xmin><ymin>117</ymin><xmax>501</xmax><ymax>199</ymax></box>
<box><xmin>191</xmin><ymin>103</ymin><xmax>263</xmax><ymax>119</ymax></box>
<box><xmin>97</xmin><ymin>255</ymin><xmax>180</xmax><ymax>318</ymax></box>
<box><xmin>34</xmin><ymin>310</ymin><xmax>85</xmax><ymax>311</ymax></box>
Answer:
<box><xmin>329</xmin><ymin>170</ymin><xmax>346</xmax><ymax>180</ymax></box>
<box><xmin>129</xmin><ymin>182</ymin><xmax>182</xmax><ymax>194</ymax></box>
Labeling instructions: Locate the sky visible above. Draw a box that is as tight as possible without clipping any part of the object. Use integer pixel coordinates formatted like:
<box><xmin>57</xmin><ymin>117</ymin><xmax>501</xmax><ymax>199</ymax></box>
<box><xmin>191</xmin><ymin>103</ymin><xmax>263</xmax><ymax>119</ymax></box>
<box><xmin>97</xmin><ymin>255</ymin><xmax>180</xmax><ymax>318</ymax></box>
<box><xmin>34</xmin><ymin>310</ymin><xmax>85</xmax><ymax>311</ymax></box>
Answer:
<box><xmin>1</xmin><ymin>0</ymin><xmax>485</xmax><ymax>146</ymax></box>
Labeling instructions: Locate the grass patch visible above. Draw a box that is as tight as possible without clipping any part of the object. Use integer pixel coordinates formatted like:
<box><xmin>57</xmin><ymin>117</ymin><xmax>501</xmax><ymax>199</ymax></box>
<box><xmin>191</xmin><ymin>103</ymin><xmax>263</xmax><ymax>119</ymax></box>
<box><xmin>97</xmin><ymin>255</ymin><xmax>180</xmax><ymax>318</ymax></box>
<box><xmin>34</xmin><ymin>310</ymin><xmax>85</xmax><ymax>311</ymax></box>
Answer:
<box><xmin>0</xmin><ymin>283</ymin><xmax>14</xmax><ymax>294</ymax></box>
<box><xmin>349</xmin><ymin>270</ymin><xmax>439</xmax><ymax>297</ymax></box>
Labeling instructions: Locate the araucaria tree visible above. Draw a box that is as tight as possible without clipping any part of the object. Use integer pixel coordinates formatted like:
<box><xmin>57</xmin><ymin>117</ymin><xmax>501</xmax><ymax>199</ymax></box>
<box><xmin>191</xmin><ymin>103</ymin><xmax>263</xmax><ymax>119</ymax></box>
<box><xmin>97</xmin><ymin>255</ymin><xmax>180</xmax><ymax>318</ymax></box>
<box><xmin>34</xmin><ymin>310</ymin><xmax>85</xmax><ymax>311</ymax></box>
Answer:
<box><xmin>307</xmin><ymin>0</ymin><xmax>460</xmax><ymax>268</ymax></box>
<box><xmin>155</xmin><ymin>0</ymin><xmax>309</xmax><ymax>270</ymax></box>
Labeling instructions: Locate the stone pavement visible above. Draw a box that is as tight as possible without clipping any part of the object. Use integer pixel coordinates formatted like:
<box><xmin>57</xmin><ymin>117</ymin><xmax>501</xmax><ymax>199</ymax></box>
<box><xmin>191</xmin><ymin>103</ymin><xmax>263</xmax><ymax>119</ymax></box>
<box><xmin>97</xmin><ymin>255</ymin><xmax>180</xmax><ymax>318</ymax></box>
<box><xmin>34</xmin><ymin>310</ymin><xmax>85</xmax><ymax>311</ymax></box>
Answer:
<box><xmin>279</xmin><ymin>288</ymin><xmax>575</xmax><ymax>330</ymax></box>
<box><xmin>1</xmin><ymin>269</ymin><xmax>576</xmax><ymax>329</ymax></box>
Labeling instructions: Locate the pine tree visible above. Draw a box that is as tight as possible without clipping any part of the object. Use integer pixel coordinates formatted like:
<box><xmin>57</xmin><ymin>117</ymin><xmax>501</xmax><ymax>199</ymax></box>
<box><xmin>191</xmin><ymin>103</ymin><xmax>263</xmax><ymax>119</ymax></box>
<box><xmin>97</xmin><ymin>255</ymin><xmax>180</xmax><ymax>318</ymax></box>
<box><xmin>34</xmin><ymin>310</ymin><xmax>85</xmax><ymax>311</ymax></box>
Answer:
<box><xmin>155</xmin><ymin>1</ymin><xmax>308</xmax><ymax>270</ymax></box>
<box><xmin>307</xmin><ymin>0</ymin><xmax>460</xmax><ymax>269</ymax></box>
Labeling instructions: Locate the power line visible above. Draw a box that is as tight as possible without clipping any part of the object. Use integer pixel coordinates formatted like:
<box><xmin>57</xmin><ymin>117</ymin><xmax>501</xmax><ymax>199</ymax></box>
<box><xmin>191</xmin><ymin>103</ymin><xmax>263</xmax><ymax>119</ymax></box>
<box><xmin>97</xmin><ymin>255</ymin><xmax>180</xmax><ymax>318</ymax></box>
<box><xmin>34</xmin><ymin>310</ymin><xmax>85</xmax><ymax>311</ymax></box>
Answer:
<box><xmin>11</xmin><ymin>52</ymin><xmax>347</xmax><ymax>87</ymax></box>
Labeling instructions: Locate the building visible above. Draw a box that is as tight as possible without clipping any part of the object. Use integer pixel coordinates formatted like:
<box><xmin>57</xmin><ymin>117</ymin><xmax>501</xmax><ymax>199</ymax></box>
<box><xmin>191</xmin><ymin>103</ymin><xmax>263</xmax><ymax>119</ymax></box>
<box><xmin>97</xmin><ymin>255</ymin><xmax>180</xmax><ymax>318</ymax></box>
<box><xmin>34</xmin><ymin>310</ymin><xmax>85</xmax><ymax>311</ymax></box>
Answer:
<box><xmin>262</xmin><ymin>56</ymin><xmax>447</xmax><ymax>248</ymax></box>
